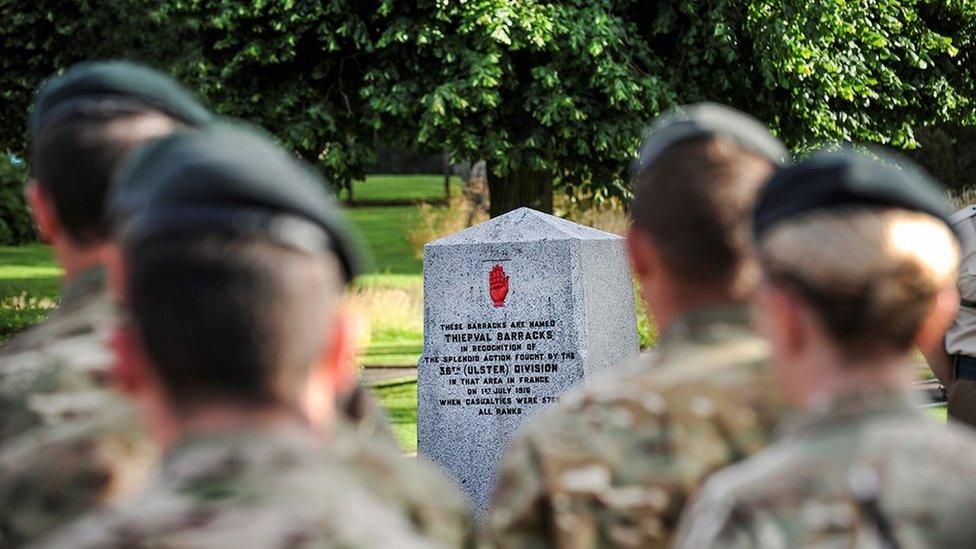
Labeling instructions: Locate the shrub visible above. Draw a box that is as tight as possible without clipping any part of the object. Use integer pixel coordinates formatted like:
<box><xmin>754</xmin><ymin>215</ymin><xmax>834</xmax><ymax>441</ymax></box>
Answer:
<box><xmin>406</xmin><ymin>195</ymin><xmax>489</xmax><ymax>259</ymax></box>
<box><xmin>0</xmin><ymin>156</ymin><xmax>35</xmax><ymax>245</ymax></box>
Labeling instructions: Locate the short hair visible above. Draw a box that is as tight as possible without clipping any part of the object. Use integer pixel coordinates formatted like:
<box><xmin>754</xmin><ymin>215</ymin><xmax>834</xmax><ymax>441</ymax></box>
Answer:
<box><xmin>759</xmin><ymin>208</ymin><xmax>958</xmax><ymax>357</ymax></box>
<box><xmin>631</xmin><ymin>135</ymin><xmax>776</xmax><ymax>296</ymax></box>
<box><xmin>31</xmin><ymin>110</ymin><xmax>180</xmax><ymax>245</ymax></box>
<box><xmin>126</xmin><ymin>237</ymin><xmax>343</xmax><ymax>411</ymax></box>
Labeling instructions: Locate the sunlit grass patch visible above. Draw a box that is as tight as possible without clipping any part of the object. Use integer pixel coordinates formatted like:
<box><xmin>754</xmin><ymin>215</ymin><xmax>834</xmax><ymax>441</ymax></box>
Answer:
<box><xmin>0</xmin><ymin>244</ymin><xmax>61</xmax><ymax>342</ymax></box>
<box><xmin>347</xmin><ymin>276</ymin><xmax>423</xmax><ymax>367</ymax></box>
<box><xmin>338</xmin><ymin>174</ymin><xmax>462</xmax><ymax>202</ymax></box>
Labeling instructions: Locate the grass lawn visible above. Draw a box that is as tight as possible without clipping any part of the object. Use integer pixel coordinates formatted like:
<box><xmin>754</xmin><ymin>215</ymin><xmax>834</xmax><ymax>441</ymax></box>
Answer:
<box><xmin>348</xmin><ymin>206</ymin><xmax>423</xmax><ymax>275</ymax></box>
<box><xmin>927</xmin><ymin>403</ymin><xmax>948</xmax><ymax>423</ymax></box>
<box><xmin>370</xmin><ymin>380</ymin><xmax>418</xmax><ymax>453</ymax></box>
<box><xmin>0</xmin><ymin>243</ymin><xmax>62</xmax><ymax>341</ymax></box>
<box><xmin>338</xmin><ymin>174</ymin><xmax>462</xmax><ymax>203</ymax></box>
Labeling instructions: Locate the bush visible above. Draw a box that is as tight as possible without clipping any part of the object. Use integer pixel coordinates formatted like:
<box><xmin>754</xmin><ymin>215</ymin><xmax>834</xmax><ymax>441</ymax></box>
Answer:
<box><xmin>406</xmin><ymin>195</ymin><xmax>490</xmax><ymax>259</ymax></box>
<box><xmin>0</xmin><ymin>156</ymin><xmax>35</xmax><ymax>245</ymax></box>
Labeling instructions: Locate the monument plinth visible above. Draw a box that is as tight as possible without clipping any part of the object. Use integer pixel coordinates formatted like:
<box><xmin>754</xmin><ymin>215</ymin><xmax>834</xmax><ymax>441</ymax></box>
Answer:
<box><xmin>417</xmin><ymin>207</ymin><xmax>639</xmax><ymax>511</ymax></box>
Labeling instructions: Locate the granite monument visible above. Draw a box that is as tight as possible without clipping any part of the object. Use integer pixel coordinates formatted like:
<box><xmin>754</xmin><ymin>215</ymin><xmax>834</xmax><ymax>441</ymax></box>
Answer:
<box><xmin>417</xmin><ymin>207</ymin><xmax>639</xmax><ymax>511</ymax></box>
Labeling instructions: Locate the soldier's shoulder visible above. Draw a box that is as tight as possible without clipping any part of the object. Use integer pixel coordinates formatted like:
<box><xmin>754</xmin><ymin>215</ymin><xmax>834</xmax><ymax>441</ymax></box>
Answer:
<box><xmin>0</xmin><ymin>287</ymin><xmax>112</xmax><ymax>356</ymax></box>
<box><xmin>0</xmin><ymin>295</ymin><xmax>114</xmax><ymax>391</ymax></box>
<box><xmin>37</xmin><ymin>430</ymin><xmax>437</xmax><ymax>548</ymax></box>
<box><xmin>0</xmin><ymin>405</ymin><xmax>155</xmax><ymax>545</ymax></box>
<box><xmin>521</xmin><ymin>334</ymin><xmax>776</xmax><ymax>448</ymax></box>
<box><xmin>332</xmin><ymin>418</ymin><xmax>472</xmax><ymax>537</ymax></box>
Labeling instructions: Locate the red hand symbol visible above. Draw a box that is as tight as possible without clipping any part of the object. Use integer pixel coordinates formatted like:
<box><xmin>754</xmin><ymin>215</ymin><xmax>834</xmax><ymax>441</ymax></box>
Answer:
<box><xmin>489</xmin><ymin>264</ymin><xmax>509</xmax><ymax>307</ymax></box>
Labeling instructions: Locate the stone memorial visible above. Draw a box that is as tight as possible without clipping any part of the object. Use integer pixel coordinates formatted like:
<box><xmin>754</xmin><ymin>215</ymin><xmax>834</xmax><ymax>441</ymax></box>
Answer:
<box><xmin>417</xmin><ymin>207</ymin><xmax>639</xmax><ymax>511</ymax></box>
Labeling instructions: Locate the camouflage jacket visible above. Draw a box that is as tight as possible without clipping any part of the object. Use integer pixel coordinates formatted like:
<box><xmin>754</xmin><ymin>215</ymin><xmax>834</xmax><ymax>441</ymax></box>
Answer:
<box><xmin>674</xmin><ymin>385</ymin><xmax>976</xmax><ymax>548</ymax></box>
<box><xmin>0</xmin><ymin>402</ymin><xmax>156</xmax><ymax>547</ymax></box>
<box><xmin>0</xmin><ymin>266</ymin><xmax>116</xmax><ymax>438</ymax></box>
<box><xmin>31</xmin><ymin>424</ymin><xmax>439</xmax><ymax>548</ymax></box>
<box><xmin>333</xmin><ymin>388</ymin><xmax>475</xmax><ymax>548</ymax></box>
<box><xmin>0</xmin><ymin>267</ymin><xmax>155</xmax><ymax>546</ymax></box>
<box><xmin>335</xmin><ymin>382</ymin><xmax>403</xmax><ymax>453</ymax></box>
<box><xmin>488</xmin><ymin>305</ymin><xmax>786</xmax><ymax>549</ymax></box>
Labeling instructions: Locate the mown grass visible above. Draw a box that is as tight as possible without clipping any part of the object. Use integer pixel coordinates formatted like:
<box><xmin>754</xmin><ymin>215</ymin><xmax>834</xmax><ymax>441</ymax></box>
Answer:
<box><xmin>338</xmin><ymin>174</ymin><xmax>462</xmax><ymax>202</ymax></box>
<box><xmin>0</xmin><ymin>243</ymin><xmax>61</xmax><ymax>342</ymax></box>
<box><xmin>348</xmin><ymin>206</ymin><xmax>423</xmax><ymax>275</ymax></box>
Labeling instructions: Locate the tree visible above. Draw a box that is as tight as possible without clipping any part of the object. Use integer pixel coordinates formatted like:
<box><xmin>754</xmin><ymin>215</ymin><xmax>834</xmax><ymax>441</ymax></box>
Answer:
<box><xmin>645</xmin><ymin>0</ymin><xmax>976</xmax><ymax>150</ymax></box>
<box><xmin>365</xmin><ymin>1</ymin><xmax>670</xmax><ymax>216</ymax></box>
<box><xmin>164</xmin><ymin>0</ymin><xmax>384</xmax><ymax>185</ymax></box>
<box><xmin>0</xmin><ymin>0</ymin><xmax>174</xmax><ymax>159</ymax></box>
<box><xmin>3</xmin><ymin>1</ymin><xmax>976</xmax><ymax>219</ymax></box>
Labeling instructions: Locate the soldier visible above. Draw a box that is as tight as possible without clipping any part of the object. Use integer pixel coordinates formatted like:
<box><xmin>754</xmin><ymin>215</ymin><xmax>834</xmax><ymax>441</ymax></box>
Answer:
<box><xmin>919</xmin><ymin>204</ymin><xmax>976</xmax><ymax>426</ymax></box>
<box><xmin>34</xmin><ymin>124</ymin><xmax>465</xmax><ymax>547</ymax></box>
<box><xmin>487</xmin><ymin>103</ymin><xmax>789</xmax><ymax>548</ymax></box>
<box><xmin>0</xmin><ymin>61</ymin><xmax>211</xmax><ymax>545</ymax></box>
<box><xmin>674</xmin><ymin>148</ymin><xmax>976</xmax><ymax>548</ymax></box>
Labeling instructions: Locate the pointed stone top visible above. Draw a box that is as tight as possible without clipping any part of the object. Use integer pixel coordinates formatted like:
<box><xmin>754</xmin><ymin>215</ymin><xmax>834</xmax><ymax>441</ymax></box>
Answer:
<box><xmin>427</xmin><ymin>207</ymin><xmax>621</xmax><ymax>247</ymax></box>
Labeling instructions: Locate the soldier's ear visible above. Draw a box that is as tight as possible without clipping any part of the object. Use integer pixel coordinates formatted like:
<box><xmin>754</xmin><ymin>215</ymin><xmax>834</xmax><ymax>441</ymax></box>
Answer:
<box><xmin>25</xmin><ymin>181</ymin><xmax>60</xmax><ymax>244</ymax></box>
<box><xmin>756</xmin><ymin>282</ymin><xmax>806</xmax><ymax>358</ymax></box>
<box><xmin>916</xmin><ymin>283</ymin><xmax>959</xmax><ymax>354</ymax></box>
<box><xmin>103</xmin><ymin>243</ymin><xmax>129</xmax><ymax>303</ymax></box>
<box><xmin>626</xmin><ymin>227</ymin><xmax>654</xmax><ymax>281</ymax></box>
<box><xmin>108</xmin><ymin>320</ymin><xmax>150</xmax><ymax>395</ymax></box>
<box><xmin>302</xmin><ymin>305</ymin><xmax>357</xmax><ymax>427</ymax></box>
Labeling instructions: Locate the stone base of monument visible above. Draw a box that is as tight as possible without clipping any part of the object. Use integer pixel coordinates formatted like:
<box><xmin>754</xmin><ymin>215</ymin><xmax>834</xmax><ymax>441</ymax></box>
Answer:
<box><xmin>417</xmin><ymin>207</ymin><xmax>639</xmax><ymax>512</ymax></box>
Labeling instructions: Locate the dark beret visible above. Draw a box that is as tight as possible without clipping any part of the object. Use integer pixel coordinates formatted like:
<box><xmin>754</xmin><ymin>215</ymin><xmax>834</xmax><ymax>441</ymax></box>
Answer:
<box><xmin>31</xmin><ymin>60</ymin><xmax>212</xmax><ymax>137</ymax></box>
<box><xmin>636</xmin><ymin>102</ymin><xmax>788</xmax><ymax>174</ymax></box>
<box><xmin>753</xmin><ymin>146</ymin><xmax>950</xmax><ymax>238</ymax></box>
<box><xmin>109</xmin><ymin>122</ymin><xmax>367</xmax><ymax>282</ymax></box>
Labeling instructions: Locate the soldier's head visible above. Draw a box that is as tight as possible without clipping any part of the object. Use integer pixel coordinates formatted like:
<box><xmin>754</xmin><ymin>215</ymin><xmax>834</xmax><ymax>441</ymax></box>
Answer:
<box><xmin>629</xmin><ymin>103</ymin><xmax>786</xmax><ymax>331</ymax></box>
<box><xmin>107</xmin><ymin>124</ymin><xmax>365</xmax><ymax>444</ymax></box>
<box><xmin>27</xmin><ymin>61</ymin><xmax>211</xmax><ymax>276</ymax></box>
<box><xmin>753</xmin><ymin>148</ymin><xmax>958</xmax><ymax>406</ymax></box>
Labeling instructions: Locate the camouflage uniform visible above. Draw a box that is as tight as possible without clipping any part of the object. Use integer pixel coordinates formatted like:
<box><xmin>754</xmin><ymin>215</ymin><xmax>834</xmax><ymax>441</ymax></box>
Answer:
<box><xmin>333</xmin><ymin>414</ymin><xmax>475</xmax><ymax>547</ymax></box>
<box><xmin>0</xmin><ymin>267</ymin><xmax>156</xmax><ymax>546</ymax></box>
<box><xmin>488</xmin><ymin>305</ymin><xmax>786</xmax><ymax>548</ymax></box>
<box><xmin>674</xmin><ymin>386</ymin><xmax>976</xmax><ymax>548</ymax></box>
<box><xmin>31</xmin><ymin>424</ymin><xmax>438</xmax><ymax>548</ymax></box>
<box><xmin>335</xmin><ymin>379</ymin><xmax>474</xmax><ymax>545</ymax></box>
<box><xmin>336</xmin><ymin>382</ymin><xmax>403</xmax><ymax>453</ymax></box>
<box><xmin>0</xmin><ymin>266</ymin><xmax>116</xmax><ymax>438</ymax></box>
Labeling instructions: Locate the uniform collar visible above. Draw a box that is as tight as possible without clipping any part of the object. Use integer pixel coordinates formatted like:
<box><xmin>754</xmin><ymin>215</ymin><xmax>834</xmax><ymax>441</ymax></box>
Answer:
<box><xmin>778</xmin><ymin>383</ymin><xmax>919</xmax><ymax>438</ymax></box>
<box><xmin>162</xmin><ymin>420</ymin><xmax>320</xmax><ymax>480</ymax></box>
<box><xmin>61</xmin><ymin>265</ymin><xmax>107</xmax><ymax>306</ymax></box>
<box><xmin>658</xmin><ymin>304</ymin><xmax>754</xmax><ymax>346</ymax></box>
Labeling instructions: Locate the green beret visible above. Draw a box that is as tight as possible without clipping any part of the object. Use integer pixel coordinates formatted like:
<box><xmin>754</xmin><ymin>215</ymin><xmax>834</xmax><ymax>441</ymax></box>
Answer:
<box><xmin>31</xmin><ymin>60</ymin><xmax>212</xmax><ymax>137</ymax></box>
<box><xmin>753</xmin><ymin>146</ymin><xmax>950</xmax><ymax>238</ymax></box>
<box><xmin>636</xmin><ymin>102</ymin><xmax>788</xmax><ymax>174</ymax></box>
<box><xmin>109</xmin><ymin>123</ymin><xmax>367</xmax><ymax>282</ymax></box>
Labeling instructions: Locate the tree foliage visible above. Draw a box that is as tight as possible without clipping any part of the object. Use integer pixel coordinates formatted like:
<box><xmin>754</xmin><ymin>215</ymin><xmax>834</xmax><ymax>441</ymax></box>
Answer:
<box><xmin>0</xmin><ymin>156</ymin><xmax>33</xmax><ymax>245</ymax></box>
<box><xmin>651</xmin><ymin>0</ymin><xmax>976</xmax><ymax>152</ymax></box>
<box><xmin>366</xmin><ymin>0</ymin><xmax>670</xmax><ymax>207</ymax></box>
<box><xmin>2</xmin><ymin>0</ymin><xmax>976</xmax><ymax>219</ymax></box>
<box><xmin>164</xmin><ymin>0</ymin><xmax>383</xmax><ymax>183</ymax></box>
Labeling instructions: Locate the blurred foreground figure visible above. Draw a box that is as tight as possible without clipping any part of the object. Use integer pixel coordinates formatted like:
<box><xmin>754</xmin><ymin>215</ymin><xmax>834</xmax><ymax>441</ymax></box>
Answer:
<box><xmin>675</xmin><ymin>148</ymin><xmax>976</xmax><ymax>548</ymax></box>
<box><xmin>920</xmin><ymin>203</ymin><xmax>976</xmax><ymax>426</ymax></box>
<box><xmin>34</xmin><ymin>125</ymin><xmax>454</xmax><ymax>547</ymax></box>
<box><xmin>488</xmin><ymin>104</ymin><xmax>788</xmax><ymax>548</ymax></box>
<box><xmin>0</xmin><ymin>61</ymin><xmax>210</xmax><ymax>545</ymax></box>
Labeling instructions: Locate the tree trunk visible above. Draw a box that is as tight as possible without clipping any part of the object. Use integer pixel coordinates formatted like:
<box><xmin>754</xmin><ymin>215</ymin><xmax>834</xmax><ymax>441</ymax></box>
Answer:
<box><xmin>443</xmin><ymin>151</ymin><xmax>451</xmax><ymax>200</ymax></box>
<box><xmin>488</xmin><ymin>167</ymin><xmax>553</xmax><ymax>217</ymax></box>
<box><xmin>344</xmin><ymin>177</ymin><xmax>354</xmax><ymax>205</ymax></box>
